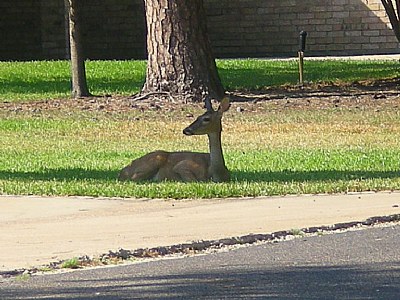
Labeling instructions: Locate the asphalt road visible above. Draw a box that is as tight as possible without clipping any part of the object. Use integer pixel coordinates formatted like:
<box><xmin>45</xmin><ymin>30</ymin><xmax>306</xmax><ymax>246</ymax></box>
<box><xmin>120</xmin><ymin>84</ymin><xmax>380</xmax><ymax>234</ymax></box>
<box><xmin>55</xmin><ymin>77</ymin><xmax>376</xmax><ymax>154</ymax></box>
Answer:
<box><xmin>1</xmin><ymin>224</ymin><xmax>399</xmax><ymax>299</ymax></box>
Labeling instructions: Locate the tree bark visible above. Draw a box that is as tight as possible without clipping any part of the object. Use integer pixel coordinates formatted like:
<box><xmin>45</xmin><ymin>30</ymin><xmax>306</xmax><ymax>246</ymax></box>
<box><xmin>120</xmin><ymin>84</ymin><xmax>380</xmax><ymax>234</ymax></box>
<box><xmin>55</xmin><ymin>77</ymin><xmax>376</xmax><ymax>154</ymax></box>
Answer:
<box><xmin>68</xmin><ymin>0</ymin><xmax>91</xmax><ymax>98</ymax></box>
<box><xmin>142</xmin><ymin>0</ymin><xmax>224</xmax><ymax>102</ymax></box>
<box><xmin>381</xmin><ymin>0</ymin><xmax>400</xmax><ymax>42</ymax></box>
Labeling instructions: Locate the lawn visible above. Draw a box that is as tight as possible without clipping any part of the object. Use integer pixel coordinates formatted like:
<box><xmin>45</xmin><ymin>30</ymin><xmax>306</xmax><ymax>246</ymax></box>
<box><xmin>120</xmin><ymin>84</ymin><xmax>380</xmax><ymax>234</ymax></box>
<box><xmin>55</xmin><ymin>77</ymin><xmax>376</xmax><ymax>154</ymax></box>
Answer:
<box><xmin>1</xmin><ymin>59</ymin><xmax>400</xmax><ymax>101</ymax></box>
<box><xmin>0</xmin><ymin>59</ymin><xmax>400</xmax><ymax>198</ymax></box>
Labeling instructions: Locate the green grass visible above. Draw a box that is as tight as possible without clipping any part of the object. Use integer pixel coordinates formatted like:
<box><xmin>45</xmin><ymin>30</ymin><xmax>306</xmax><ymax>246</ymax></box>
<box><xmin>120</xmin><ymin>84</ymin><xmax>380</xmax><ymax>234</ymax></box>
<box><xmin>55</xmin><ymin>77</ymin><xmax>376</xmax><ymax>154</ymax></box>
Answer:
<box><xmin>1</xmin><ymin>59</ymin><xmax>400</xmax><ymax>198</ymax></box>
<box><xmin>1</xmin><ymin>59</ymin><xmax>399</xmax><ymax>101</ymax></box>
<box><xmin>1</xmin><ymin>104</ymin><xmax>399</xmax><ymax>198</ymax></box>
<box><xmin>218</xmin><ymin>59</ymin><xmax>400</xmax><ymax>90</ymax></box>
<box><xmin>0</xmin><ymin>60</ymin><xmax>146</xmax><ymax>101</ymax></box>
<box><xmin>61</xmin><ymin>257</ymin><xmax>80</xmax><ymax>269</ymax></box>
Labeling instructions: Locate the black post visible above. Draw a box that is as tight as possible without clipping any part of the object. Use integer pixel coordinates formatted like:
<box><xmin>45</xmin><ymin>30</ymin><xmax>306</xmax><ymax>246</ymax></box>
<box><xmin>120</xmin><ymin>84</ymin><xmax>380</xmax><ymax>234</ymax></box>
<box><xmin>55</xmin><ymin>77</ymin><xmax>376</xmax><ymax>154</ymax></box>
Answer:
<box><xmin>299</xmin><ymin>31</ymin><xmax>308</xmax><ymax>52</ymax></box>
<box><xmin>298</xmin><ymin>31</ymin><xmax>307</xmax><ymax>85</ymax></box>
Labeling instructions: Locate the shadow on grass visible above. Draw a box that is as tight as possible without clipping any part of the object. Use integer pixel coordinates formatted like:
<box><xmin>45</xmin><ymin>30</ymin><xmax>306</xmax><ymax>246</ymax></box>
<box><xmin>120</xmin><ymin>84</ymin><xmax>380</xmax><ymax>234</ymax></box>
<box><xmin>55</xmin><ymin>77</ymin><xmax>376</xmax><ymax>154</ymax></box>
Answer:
<box><xmin>0</xmin><ymin>169</ymin><xmax>118</xmax><ymax>181</ymax></box>
<box><xmin>1</xmin><ymin>78</ymin><xmax>144</xmax><ymax>98</ymax></box>
<box><xmin>0</xmin><ymin>168</ymin><xmax>398</xmax><ymax>183</ymax></box>
<box><xmin>88</xmin><ymin>78</ymin><xmax>144</xmax><ymax>95</ymax></box>
<box><xmin>218</xmin><ymin>66</ymin><xmax>297</xmax><ymax>89</ymax></box>
<box><xmin>1</xmin><ymin>79</ymin><xmax>71</xmax><ymax>95</ymax></box>
<box><xmin>218</xmin><ymin>60</ymin><xmax>400</xmax><ymax>91</ymax></box>
<box><xmin>232</xmin><ymin>170</ymin><xmax>400</xmax><ymax>182</ymax></box>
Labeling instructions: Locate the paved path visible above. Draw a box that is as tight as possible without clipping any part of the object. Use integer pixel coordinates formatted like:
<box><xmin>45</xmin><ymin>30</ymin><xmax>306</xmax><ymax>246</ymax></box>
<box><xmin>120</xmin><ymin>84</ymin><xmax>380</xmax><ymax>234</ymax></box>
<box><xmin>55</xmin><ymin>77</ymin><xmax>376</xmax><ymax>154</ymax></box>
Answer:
<box><xmin>266</xmin><ymin>53</ymin><xmax>400</xmax><ymax>61</ymax></box>
<box><xmin>1</xmin><ymin>192</ymin><xmax>399</xmax><ymax>271</ymax></box>
<box><xmin>2</xmin><ymin>224</ymin><xmax>399</xmax><ymax>299</ymax></box>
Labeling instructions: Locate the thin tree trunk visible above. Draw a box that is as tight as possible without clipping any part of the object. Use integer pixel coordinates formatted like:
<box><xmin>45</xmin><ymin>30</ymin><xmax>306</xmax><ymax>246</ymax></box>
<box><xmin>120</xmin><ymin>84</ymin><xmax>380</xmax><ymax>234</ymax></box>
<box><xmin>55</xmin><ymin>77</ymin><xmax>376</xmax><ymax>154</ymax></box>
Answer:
<box><xmin>68</xmin><ymin>0</ymin><xmax>91</xmax><ymax>98</ymax></box>
<box><xmin>142</xmin><ymin>0</ymin><xmax>224</xmax><ymax>102</ymax></box>
<box><xmin>381</xmin><ymin>0</ymin><xmax>400</xmax><ymax>42</ymax></box>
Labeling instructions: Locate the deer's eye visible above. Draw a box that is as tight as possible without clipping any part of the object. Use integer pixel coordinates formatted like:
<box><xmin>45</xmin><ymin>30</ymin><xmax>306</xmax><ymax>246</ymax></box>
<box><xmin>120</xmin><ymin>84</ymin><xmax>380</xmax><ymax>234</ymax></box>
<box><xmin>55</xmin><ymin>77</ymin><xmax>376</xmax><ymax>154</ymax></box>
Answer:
<box><xmin>203</xmin><ymin>116</ymin><xmax>211</xmax><ymax>122</ymax></box>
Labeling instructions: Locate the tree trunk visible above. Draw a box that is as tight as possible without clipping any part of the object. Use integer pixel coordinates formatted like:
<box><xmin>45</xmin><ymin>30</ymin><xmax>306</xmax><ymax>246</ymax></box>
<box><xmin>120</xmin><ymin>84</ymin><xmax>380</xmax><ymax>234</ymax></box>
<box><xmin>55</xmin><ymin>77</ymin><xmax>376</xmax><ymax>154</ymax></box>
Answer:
<box><xmin>142</xmin><ymin>0</ymin><xmax>224</xmax><ymax>102</ymax></box>
<box><xmin>68</xmin><ymin>0</ymin><xmax>91</xmax><ymax>98</ymax></box>
<box><xmin>381</xmin><ymin>0</ymin><xmax>400</xmax><ymax>42</ymax></box>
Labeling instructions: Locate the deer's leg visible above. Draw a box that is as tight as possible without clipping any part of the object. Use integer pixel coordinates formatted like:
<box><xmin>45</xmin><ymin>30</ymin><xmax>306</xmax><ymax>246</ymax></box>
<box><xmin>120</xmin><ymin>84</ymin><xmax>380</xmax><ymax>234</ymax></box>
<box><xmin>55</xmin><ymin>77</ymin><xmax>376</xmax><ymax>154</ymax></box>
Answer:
<box><xmin>118</xmin><ymin>151</ymin><xmax>168</xmax><ymax>181</ymax></box>
<box><xmin>173</xmin><ymin>160</ymin><xmax>208</xmax><ymax>182</ymax></box>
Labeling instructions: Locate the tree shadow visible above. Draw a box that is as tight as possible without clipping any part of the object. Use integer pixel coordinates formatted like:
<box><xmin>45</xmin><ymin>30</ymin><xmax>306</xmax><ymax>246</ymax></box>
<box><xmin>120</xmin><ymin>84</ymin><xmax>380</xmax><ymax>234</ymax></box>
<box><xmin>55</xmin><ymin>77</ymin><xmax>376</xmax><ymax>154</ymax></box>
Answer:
<box><xmin>218</xmin><ymin>60</ymin><xmax>400</xmax><ymax>91</ymax></box>
<box><xmin>218</xmin><ymin>64</ymin><xmax>298</xmax><ymax>89</ymax></box>
<box><xmin>87</xmin><ymin>78</ymin><xmax>144</xmax><ymax>95</ymax></box>
<box><xmin>1</xmin><ymin>79</ymin><xmax>71</xmax><ymax>96</ymax></box>
<box><xmin>232</xmin><ymin>169</ymin><xmax>400</xmax><ymax>183</ymax></box>
<box><xmin>0</xmin><ymin>168</ymin><xmax>398</xmax><ymax>183</ymax></box>
<box><xmin>1</xmin><ymin>77</ymin><xmax>144</xmax><ymax>98</ymax></box>
<box><xmin>2</xmin><ymin>263</ymin><xmax>399</xmax><ymax>299</ymax></box>
<box><xmin>0</xmin><ymin>168</ymin><xmax>118</xmax><ymax>182</ymax></box>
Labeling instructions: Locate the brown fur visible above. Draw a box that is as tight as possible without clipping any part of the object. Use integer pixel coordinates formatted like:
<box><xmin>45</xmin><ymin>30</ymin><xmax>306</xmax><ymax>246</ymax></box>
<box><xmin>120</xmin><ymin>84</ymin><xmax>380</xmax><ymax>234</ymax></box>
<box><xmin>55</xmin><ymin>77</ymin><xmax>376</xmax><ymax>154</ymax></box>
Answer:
<box><xmin>118</xmin><ymin>97</ymin><xmax>230</xmax><ymax>182</ymax></box>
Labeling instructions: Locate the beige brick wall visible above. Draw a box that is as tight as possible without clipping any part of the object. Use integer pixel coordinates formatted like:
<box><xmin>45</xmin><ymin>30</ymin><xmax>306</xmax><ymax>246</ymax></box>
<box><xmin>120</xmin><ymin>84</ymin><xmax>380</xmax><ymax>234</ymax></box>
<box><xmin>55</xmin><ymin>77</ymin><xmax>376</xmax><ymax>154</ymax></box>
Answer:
<box><xmin>205</xmin><ymin>0</ymin><xmax>400</xmax><ymax>57</ymax></box>
<box><xmin>1</xmin><ymin>0</ymin><xmax>399</xmax><ymax>60</ymax></box>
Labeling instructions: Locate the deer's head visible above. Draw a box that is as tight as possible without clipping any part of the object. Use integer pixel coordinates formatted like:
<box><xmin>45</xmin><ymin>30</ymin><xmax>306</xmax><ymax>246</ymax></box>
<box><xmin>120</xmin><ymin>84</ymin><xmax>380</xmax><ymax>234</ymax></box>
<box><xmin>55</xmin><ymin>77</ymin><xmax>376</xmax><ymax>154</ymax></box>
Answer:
<box><xmin>183</xmin><ymin>97</ymin><xmax>230</xmax><ymax>136</ymax></box>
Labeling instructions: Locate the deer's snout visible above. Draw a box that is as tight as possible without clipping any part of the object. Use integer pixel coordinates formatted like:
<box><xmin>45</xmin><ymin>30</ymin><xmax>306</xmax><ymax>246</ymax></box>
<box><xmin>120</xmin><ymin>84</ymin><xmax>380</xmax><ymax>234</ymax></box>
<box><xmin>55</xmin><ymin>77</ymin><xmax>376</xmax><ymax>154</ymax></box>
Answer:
<box><xmin>183</xmin><ymin>127</ymin><xmax>193</xmax><ymax>135</ymax></box>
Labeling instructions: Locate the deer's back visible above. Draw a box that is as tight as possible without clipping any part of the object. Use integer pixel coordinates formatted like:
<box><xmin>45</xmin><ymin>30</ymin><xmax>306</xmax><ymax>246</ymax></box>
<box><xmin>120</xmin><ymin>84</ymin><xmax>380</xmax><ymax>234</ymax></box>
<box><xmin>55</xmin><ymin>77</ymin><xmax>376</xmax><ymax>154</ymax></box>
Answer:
<box><xmin>119</xmin><ymin>150</ymin><xmax>211</xmax><ymax>182</ymax></box>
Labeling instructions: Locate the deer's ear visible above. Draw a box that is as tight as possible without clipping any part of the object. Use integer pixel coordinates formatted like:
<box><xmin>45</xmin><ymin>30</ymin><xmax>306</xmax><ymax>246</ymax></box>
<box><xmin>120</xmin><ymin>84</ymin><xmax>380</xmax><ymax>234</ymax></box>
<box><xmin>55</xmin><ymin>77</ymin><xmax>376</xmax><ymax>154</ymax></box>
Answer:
<box><xmin>204</xmin><ymin>96</ymin><xmax>214</xmax><ymax>112</ymax></box>
<box><xmin>218</xmin><ymin>97</ymin><xmax>230</xmax><ymax>113</ymax></box>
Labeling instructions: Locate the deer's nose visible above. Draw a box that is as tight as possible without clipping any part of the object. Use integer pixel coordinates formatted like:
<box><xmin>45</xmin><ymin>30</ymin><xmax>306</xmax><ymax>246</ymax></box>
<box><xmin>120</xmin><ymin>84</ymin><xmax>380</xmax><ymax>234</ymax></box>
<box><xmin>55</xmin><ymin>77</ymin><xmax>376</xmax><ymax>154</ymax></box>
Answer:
<box><xmin>183</xmin><ymin>128</ymin><xmax>193</xmax><ymax>135</ymax></box>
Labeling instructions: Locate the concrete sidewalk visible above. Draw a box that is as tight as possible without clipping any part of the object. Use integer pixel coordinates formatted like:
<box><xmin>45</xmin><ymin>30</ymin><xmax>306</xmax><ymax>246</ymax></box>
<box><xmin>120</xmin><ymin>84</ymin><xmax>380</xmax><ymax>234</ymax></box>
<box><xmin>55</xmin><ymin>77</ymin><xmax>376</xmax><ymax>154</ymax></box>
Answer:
<box><xmin>266</xmin><ymin>53</ymin><xmax>400</xmax><ymax>61</ymax></box>
<box><xmin>1</xmin><ymin>192</ymin><xmax>399</xmax><ymax>271</ymax></box>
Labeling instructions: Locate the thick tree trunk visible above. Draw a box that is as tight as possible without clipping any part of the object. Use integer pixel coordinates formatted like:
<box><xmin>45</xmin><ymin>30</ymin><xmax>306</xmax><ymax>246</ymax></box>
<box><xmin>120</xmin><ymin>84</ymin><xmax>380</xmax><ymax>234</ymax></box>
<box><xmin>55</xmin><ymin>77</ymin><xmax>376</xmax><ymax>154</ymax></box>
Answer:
<box><xmin>142</xmin><ymin>0</ymin><xmax>224</xmax><ymax>102</ymax></box>
<box><xmin>68</xmin><ymin>0</ymin><xmax>91</xmax><ymax>98</ymax></box>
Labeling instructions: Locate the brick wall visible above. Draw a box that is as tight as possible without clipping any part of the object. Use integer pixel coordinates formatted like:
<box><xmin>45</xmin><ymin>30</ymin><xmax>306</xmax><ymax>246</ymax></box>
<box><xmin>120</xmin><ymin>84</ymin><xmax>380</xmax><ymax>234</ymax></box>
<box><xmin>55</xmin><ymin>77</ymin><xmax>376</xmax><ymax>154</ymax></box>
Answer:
<box><xmin>81</xmin><ymin>0</ymin><xmax>146</xmax><ymax>60</ymax></box>
<box><xmin>205</xmin><ymin>0</ymin><xmax>400</xmax><ymax>57</ymax></box>
<box><xmin>40</xmin><ymin>0</ymin><xmax>68</xmax><ymax>59</ymax></box>
<box><xmin>0</xmin><ymin>0</ymin><xmax>398</xmax><ymax>61</ymax></box>
<box><xmin>0</xmin><ymin>0</ymin><xmax>42</xmax><ymax>60</ymax></box>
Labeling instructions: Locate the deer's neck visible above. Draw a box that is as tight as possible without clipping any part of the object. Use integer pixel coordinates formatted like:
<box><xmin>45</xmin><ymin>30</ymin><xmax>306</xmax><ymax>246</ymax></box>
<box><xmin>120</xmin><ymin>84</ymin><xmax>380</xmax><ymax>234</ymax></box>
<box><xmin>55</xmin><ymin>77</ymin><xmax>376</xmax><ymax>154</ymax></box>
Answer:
<box><xmin>207</xmin><ymin>132</ymin><xmax>230</xmax><ymax>182</ymax></box>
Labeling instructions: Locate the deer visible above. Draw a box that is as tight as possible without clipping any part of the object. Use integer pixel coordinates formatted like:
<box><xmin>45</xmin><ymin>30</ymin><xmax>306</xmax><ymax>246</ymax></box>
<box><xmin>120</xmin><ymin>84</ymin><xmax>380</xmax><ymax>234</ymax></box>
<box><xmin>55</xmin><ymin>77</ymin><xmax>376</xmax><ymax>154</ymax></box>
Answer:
<box><xmin>118</xmin><ymin>97</ymin><xmax>230</xmax><ymax>182</ymax></box>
